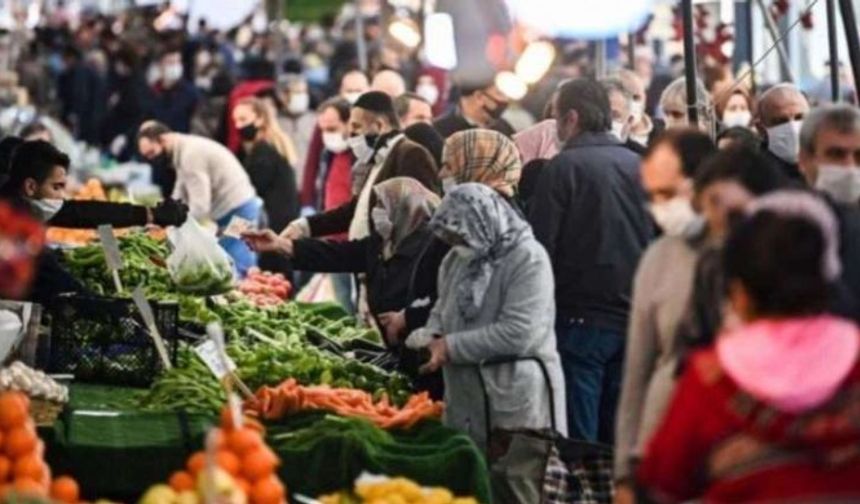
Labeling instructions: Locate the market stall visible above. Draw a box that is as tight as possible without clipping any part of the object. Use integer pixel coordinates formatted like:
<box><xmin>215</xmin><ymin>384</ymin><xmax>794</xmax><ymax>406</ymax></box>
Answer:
<box><xmin>0</xmin><ymin>226</ymin><xmax>491</xmax><ymax>503</ymax></box>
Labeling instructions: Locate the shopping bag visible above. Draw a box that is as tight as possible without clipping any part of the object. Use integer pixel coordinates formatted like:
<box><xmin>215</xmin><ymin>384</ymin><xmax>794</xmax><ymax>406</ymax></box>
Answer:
<box><xmin>166</xmin><ymin>218</ymin><xmax>234</xmax><ymax>295</ymax></box>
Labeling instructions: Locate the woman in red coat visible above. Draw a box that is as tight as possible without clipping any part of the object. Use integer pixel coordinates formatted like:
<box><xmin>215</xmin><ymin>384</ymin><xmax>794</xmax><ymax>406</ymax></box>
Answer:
<box><xmin>638</xmin><ymin>191</ymin><xmax>860</xmax><ymax>503</ymax></box>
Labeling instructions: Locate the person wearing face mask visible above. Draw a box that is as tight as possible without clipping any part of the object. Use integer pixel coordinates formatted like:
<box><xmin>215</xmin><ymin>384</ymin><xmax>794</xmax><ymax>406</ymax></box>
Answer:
<box><xmin>617</xmin><ymin>69</ymin><xmax>661</xmax><ymax>149</ymax></box>
<box><xmin>717</xmin><ymin>87</ymin><xmax>754</xmax><ymax>130</ymax></box>
<box><xmin>658</xmin><ymin>77</ymin><xmax>715</xmax><ymax>133</ymax></box>
<box><xmin>242</xmin><ymin>178</ymin><xmax>449</xmax><ymax>398</ymax></box>
<box><xmin>274</xmin><ymin>74</ymin><xmax>316</xmax><ymax>187</ymax></box>
<box><xmin>402</xmin><ymin>183</ymin><xmax>567</xmax><ymax>450</ymax></box>
<box><xmin>146</xmin><ymin>50</ymin><xmax>200</xmax><ymax>135</ymax></box>
<box><xmin>432</xmin><ymin>82</ymin><xmax>514</xmax><ymax>139</ymax></box>
<box><xmin>281</xmin><ymin>91</ymin><xmax>439</xmax><ymax>242</ymax></box>
<box><xmin>602</xmin><ymin>78</ymin><xmax>645</xmax><ymax>155</ymax></box>
<box><xmin>137</xmin><ymin>121</ymin><xmax>260</xmax><ymax>276</ymax></box>
<box><xmin>415</xmin><ymin>74</ymin><xmax>441</xmax><ymax>112</ymax></box>
<box><xmin>755</xmin><ymin>83</ymin><xmax>810</xmax><ymax>182</ymax></box>
<box><xmin>393</xmin><ymin>93</ymin><xmax>434</xmax><ymax>128</ymax></box>
<box><xmin>529</xmin><ymin>78</ymin><xmax>654</xmax><ymax>445</ymax></box>
<box><xmin>339</xmin><ymin>69</ymin><xmax>370</xmax><ymax>105</ymax></box>
<box><xmin>232</xmin><ymin>98</ymin><xmax>300</xmax><ymax>276</ymax></box>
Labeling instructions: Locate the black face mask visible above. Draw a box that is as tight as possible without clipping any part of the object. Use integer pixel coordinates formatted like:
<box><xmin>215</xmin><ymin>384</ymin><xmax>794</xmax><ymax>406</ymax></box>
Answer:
<box><xmin>150</xmin><ymin>151</ymin><xmax>172</xmax><ymax>171</ymax></box>
<box><xmin>239</xmin><ymin>124</ymin><xmax>259</xmax><ymax>142</ymax></box>
<box><xmin>364</xmin><ymin>134</ymin><xmax>380</xmax><ymax>149</ymax></box>
<box><xmin>483</xmin><ymin>93</ymin><xmax>508</xmax><ymax>120</ymax></box>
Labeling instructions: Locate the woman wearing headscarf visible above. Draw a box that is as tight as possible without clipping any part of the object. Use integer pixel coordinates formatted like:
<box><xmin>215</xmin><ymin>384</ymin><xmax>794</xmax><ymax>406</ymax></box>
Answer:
<box><xmin>242</xmin><ymin>177</ymin><xmax>449</xmax><ymax>397</ymax></box>
<box><xmin>438</xmin><ymin>129</ymin><xmax>524</xmax><ymax>209</ymax></box>
<box><xmin>406</xmin><ymin>183</ymin><xmax>567</xmax><ymax>449</ymax></box>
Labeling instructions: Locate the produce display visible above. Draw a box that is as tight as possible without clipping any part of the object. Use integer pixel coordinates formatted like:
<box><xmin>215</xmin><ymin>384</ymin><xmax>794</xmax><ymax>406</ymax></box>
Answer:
<box><xmin>234</xmin><ymin>268</ymin><xmax>292</xmax><ymax>308</ymax></box>
<box><xmin>167</xmin><ymin>219</ymin><xmax>235</xmax><ymax>296</ymax></box>
<box><xmin>46</xmin><ymin>179</ymin><xmax>109</xmax><ymax>246</ymax></box>
<box><xmin>318</xmin><ymin>474</ymin><xmax>478</xmax><ymax>504</ymax></box>
<box><xmin>0</xmin><ymin>392</ymin><xmax>81</xmax><ymax>503</ymax></box>
<box><xmin>0</xmin><ymin>362</ymin><xmax>69</xmax><ymax>404</ymax></box>
<box><xmin>250</xmin><ymin>379</ymin><xmax>442</xmax><ymax>430</ymax></box>
<box><xmin>141</xmin><ymin>409</ymin><xmax>286</xmax><ymax>504</ymax></box>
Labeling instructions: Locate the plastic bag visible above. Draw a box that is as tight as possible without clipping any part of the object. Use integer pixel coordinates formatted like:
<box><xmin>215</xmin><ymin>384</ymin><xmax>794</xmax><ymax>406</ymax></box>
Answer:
<box><xmin>166</xmin><ymin>218</ymin><xmax>234</xmax><ymax>295</ymax></box>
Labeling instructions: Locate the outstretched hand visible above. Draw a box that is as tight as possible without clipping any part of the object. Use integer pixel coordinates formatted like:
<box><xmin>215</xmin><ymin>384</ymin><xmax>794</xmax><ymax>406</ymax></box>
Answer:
<box><xmin>241</xmin><ymin>229</ymin><xmax>294</xmax><ymax>256</ymax></box>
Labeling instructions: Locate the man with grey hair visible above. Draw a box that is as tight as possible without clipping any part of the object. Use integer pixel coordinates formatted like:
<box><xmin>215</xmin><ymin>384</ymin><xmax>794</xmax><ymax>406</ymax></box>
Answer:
<box><xmin>799</xmin><ymin>104</ymin><xmax>860</xmax><ymax>204</ymax></box>
<box><xmin>755</xmin><ymin>83</ymin><xmax>810</xmax><ymax>181</ymax></box>
<box><xmin>602</xmin><ymin>78</ymin><xmax>645</xmax><ymax>155</ymax></box>
<box><xmin>393</xmin><ymin>92</ymin><xmax>433</xmax><ymax>128</ymax></box>
<box><xmin>659</xmin><ymin>77</ymin><xmax>714</xmax><ymax>133</ymax></box>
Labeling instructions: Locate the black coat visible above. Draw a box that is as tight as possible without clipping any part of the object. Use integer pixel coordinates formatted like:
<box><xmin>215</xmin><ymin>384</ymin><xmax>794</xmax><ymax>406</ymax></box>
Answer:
<box><xmin>432</xmin><ymin>110</ymin><xmax>515</xmax><ymax>139</ymax></box>
<box><xmin>242</xmin><ymin>141</ymin><xmax>299</xmax><ymax>233</ymax></box>
<box><xmin>529</xmin><ymin>132</ymin><xmax>654</xmax><ymax>332</ymax></box>
<box><xmin>48</xmin><ymin>200</ymin><xmax>149</xmax><ymax>229</ymax></box>
<box><xmin>762</xmin><ymin>148</ymin><xmax>804</xmax><ymax>182</ymax></box>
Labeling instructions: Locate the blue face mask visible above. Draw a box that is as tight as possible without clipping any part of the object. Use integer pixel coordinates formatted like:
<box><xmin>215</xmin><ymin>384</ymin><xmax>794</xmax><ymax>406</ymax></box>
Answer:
<box><xmin>304</xmin><ymin>66</ymin><xmax>329</xmax><ymax>86</ymax></box>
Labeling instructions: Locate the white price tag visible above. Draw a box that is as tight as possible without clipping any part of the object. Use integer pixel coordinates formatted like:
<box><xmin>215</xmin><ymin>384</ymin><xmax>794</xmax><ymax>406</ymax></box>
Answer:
<box><xmin>194</xmin><ymin>339</ymin><xmax>237</xmax><ymax>379</ymax></box>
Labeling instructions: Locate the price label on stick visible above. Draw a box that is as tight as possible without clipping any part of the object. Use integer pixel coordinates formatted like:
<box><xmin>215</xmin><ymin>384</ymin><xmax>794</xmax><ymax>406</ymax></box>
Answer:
<box><xmin>194</xmin><ymin>339</ymin><xmax>237</xmax><ymax>379</ymax></box>
<box><xmin>206</xmin><ymin>323</ymin><xmax>255</xmax><ymax>402</ymax></box>
<box><xmin>97</xmin><ymin>225</ymin><xmax>124</xmax><ymax>293</ymax></box>
<box><xmin>132</xmin><ymin>286</ymin><xmax>173</xmax><ymax>370</ymax></box>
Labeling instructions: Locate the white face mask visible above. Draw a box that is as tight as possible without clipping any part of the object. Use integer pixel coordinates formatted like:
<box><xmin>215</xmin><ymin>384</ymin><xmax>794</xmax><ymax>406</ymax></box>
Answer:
<box><xmin>343</xmin><ymin>92</ymin><xmax>362</xmax><ymax>105</ymax></box>
<box><xmin>722</xmin><ymin>110</ymin><xmax>752</xmax><ymax>129</ymax></box>
<box><xmin>347</xmin><ymin>135</ymin><xmax>371</xmax><ymax>160</ymax></box>
<box><xmin>453</xmin><ymin>245</ymin><xmax>476</xmax><ymax>260</ymax></box>
<box><xmin>322</xmin><ymin>131</ymin><xmax>349</xmax><ymax>154</ymax></box>
<box><xmin>195</xmin><ymin>76</ymin><xmax>212</xmax><ymax>91</ymax></box>
<box><xmin>766</xmin><ymin>120</ymin><xmax>803</xmax><ymax>164</ymax></box>
<box><xmin>816</xmin><ymin>164</ymin><xmax>860</xmax><ymax>204</ymax></box>
<box><xmin>442</xmin><ymin>177</ymin><xmax>457</xmax><ymax>194</ymax></box>
<box><xmin>146</xmin><ymin>65</ymin><xmax>161</xmax><ymax>86</ymax></box>
<box><xmin>288</xmin><ymin>93</ymin><xmax>310</xmax><ymax>115</ymax></box>
<box><xmin>29</xmin><ymin>198</ymin><xmax>64</xmax><ymax>222</ymax></box>
<box><xmin>649</xmin><ymin>197</ymin><xmax>697</xmax><ymax>237</ymax></box>
<box><xmin>371</xmin><ymin>207</ymin><xmax>393</xmax><ymax>240</ymax></box>
<box><xmin>630</xmin><ymin>99</ymin><xmax>645</xmax><ymax>125</ymax></box>
<box><xmin>415</xmin><ymin>83</ymin><xmax>439</xmax><ymax>105</ymax></box>
<box><xmin>611</xmin><ymin>120</ymin><xmax>627</xmax><ymax>142</ymax></box>
<box><xmin>162</xmin><ymin>63</ymin><xmax>183</xmax><ymax>84</ymax></box>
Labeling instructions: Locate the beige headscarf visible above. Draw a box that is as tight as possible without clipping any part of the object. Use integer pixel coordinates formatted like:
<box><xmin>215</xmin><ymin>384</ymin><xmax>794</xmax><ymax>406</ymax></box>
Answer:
<box><xmin>440</xmin><ymin>129</ymin><xmax>523</xmax><ymax>197</ymax></box>
<box><xmin>371</xmin><ymin>177</ymin><xmax>441</xmax><ymax>260</ymax></box>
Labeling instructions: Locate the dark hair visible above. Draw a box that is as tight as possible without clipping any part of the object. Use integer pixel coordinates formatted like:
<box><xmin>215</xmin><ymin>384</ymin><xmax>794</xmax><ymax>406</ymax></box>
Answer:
<box><xmin>137</xmin><ymin>121</ymin><xmax>172</xmax><ymax>143</ymax></box>
<box><xmin>716</xmin><ymin>126</ymin><xmax>760</xmax><ymax>150</ymax></box>
<box><xmin>724</xmin><ymin>211</ymin><xmax>829</xmax><ymax>316</ymax></box>
<box><xmin>0</xmin><ymin>136</ymin><xmax>24</xmax><ymax>178</ymax></box>
<box><xmin>393</xmin><ymin>92</ymin><xmax>429</xmax><ymax>121</ymax></box>
<box><xmin>556</xmin><ymin>78</ymin><xmax>612</xmax><ymax>133</ymax></box>
<box><xmin>19</xmin><ymin>122</ymin><xmax>50</xmax><ymax>141</ymax></box>
<box><xmin>2</xmin><ymin>140</ymin><xmax>70</xmax><ymax>197</ymax></box>
<box><xmin>318</xmin><ymin>97</ymin><xmax>351</xmax><ymax>123</ymax></box>
<box><xmin>404</xmin><ymin>122</ymin><xmax>444</xmax><ymax>169</ymax></box>
<box><xmin>694</xmin><ymin>144</ymin><xmax>785</xmax><ymax>196</ymax></box>
<box><xmin>646</xmin><ymin>129</ymin><xmax>717</xmax><ymax>178</ymax></box>
<box><xmin>519</xmin><ymin>158</ymin><xmax>548</xmax><ymax>205</ymax></box>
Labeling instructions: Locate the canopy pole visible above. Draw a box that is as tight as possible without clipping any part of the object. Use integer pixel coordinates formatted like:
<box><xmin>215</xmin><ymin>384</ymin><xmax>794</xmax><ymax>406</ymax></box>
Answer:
<box><xmin>827</xmin><ymin>0</ymin><xmax>840</xmax><ymax>101</ymax></box>
<box><xmin>754</xmin><ymin>0</ymin><xmax>795</xmax><ymax>82</ymax></box>
<box><xmin>745</xmin><ymin>0</ymin><xmax>756</xmax><ymax>93</ymax></box>
<box><xmin>627</xmin><ymin>32</ymin><xmax>636</xmax><ymax>70</ymax></box>
<box><xmin>355</xmin><ymin>0</ymin><xmax>368</xmax><ymax>72</ymax></box>
<box><xmin>838</xmin><ymin>0</ymin><xmax>860</xmax><ymax>101</ymax></box>
<box><xmin>681</xmin><ymin>0</ymin><xmax>699</xmax><ymax>126</ymax></box>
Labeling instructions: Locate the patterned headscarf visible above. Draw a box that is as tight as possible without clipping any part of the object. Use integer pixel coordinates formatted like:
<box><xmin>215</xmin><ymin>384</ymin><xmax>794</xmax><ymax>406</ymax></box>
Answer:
<box><xmin>440</xmin><ymin>129</ymin><xmax>523</xmax><ymax>197</ymax></box>
<box><xmin>430</xmin><ymin>183</ymin><xmax>533</xmax><ymax>320</ymax></box>
<box><xmin>371</xmin><ymin>177</ymin><xmax>441</xmax><ymax>260</ymax></box>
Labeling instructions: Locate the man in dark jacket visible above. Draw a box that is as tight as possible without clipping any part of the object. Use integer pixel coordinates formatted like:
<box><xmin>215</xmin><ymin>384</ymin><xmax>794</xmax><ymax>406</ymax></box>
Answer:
<box><xmin>146</xmin><ymin>49</ymin><xmax>199</xmax><ymax>134</ymax></box>
<box><xmin>756</xmin><ymin>83</ymin><xmax>810</xmax><ymax>182</ymax></box>
<box><xmin>432</xmin><ymin>82</ymin><xmax>515</xmax><ymax>139</ymax></box>
<box><xmin>530</xmin><ymin>78</ymin><xmax>654</xmax><ymax>444</ymax></box>
<box><xmin>281</xmin><ymin>91</ymin><xmax>439</xmax><ymax>241</ymax></box>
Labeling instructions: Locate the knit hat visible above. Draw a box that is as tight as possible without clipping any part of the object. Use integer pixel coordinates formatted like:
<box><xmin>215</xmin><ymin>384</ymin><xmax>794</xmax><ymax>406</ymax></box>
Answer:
<box><xmin>354</xmin><ymin>91</ymin><xmax>394</xmax><ymax>114</ymax></box>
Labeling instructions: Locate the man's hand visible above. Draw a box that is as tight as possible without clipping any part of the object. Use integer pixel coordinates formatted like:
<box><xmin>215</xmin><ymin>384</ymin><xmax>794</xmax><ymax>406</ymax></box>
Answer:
<box><xmin>242</xmin><ymin>229</ymin><xmax>294</xmax><ymax>256</ymax></box>
<box><xmin>280</xmin><ymin>218</ymin><xmax>309</xmax><ymax>240</ymax></box>
<box><xmin>419</xmin><ymin>337</ymin><xmax>450</xmax><ymax>374</ymax></box>
<box><xmin>378</xmin><ymin>310</ymin><xmax>407</xmax><ymax>347</ymax></box>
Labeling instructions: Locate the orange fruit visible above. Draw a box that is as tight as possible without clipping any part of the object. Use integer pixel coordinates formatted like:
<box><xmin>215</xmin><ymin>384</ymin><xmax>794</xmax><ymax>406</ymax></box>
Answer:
<box><xmin>0</xmin><ymin>456</ymin><xmax>10</xmax><ymax>482</ymax></box>
<box><xmin>226</xmin><ymin>429</ymin><xmax>263</xmax><ymax>457</ymax></box>
<box><xmin>216</xmin><ymin>450</ymin><xmax>240</xmax><ymax>477</ymax></box>
<box><xmin>250</xmin><ymin>475</ymin><xmax>284</xmax><ymax>504</ymax></box>
<box><xmin>12</xmin><ymin>454</ymin><xmax>45</xmax><ymax>481</ymax></box>
<box><xmin>0</xmin><ymin>430</ymin><xmax>5</xmax><ymax>451</ymax></box>
<box><xmin>240</xmin><ymin>447</ymin><xmax>279</xmax><ymax>482</ymax></box>
<box><xmin>235</xmin><ymin>478</ymin><xmax>251</xmax><ymax>498</ymax></box>
<box><xmin>4</xmin><ymin>426</ymin><xmax>37</xmax><ymax>459</ymax></box>
<box><xmin>168</xmin><ymin>471</ymin><xmax>195</xmax><ymax>492</ymax></box>
<box><xmin>0</xmin><ymin>394</ymin><xmax>28</xmax><ymax>430</ymax></box>
<box><xmin>50</xmin><ymin>476</ymin><xmax>79</xmax><ymax>504</ymax></box>
<box><xmin>11</xmin><ymin>477</ymin><xmax>46</xmax><ymax>497</ymax></box>
<box><xmin>186</xmin><ymin>451</ymin><xmax>206</xmax><ymax>476</ymax></box>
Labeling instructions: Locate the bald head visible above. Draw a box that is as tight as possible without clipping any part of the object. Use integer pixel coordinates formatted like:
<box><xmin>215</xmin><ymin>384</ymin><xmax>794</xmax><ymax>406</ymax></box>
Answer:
<box><xmin>756</xmin><ymin>84</ymin><xmax>809</xmax><ymax>128</ymax></box>
<box><xmin>340</xmin><ymin>70</ymin><xmax>370</xmax><ymax>98</ymax></box>
<box><xmin>371</xmin><ymin>70</ymin><xmax>407</xmax><ymax>98</ymax></box>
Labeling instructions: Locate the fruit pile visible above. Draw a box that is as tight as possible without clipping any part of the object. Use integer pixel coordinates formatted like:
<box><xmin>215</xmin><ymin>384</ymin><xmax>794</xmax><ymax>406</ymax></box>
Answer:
<box><xmin>149</xmin><ymin>409</ymin><xmax>287</xmax><ymax>504</ymax></box>
<box><xmin>234</xmin><ymin>268</ymin><xmax>292</xmax><ymax>307</ymax></box>
<box><xmin>0</xmin><ymin>392</ymin><xmax>80</xmax><ymax>503</ymax></box>
<box><xmin>319</xmin><ymin>475</ymin><xmax>478</xmax><ymax>504</ymax></box>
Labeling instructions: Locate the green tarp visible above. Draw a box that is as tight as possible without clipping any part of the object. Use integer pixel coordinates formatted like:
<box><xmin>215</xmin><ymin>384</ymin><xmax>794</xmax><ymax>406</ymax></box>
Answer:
<box><xmin>41</xmin><ymin>385</ymin><xmax>491</xmax><ymax>503</ymax></box>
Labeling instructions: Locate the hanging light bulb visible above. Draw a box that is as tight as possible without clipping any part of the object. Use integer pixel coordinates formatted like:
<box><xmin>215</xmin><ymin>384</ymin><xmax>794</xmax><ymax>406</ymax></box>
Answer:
<box><xmin>389</xmin><ymin>17</ymin><xmax>422</xmax><ymax>49</ymax></box>
<box><xmin>515</xmin><ymin>41</ymin><xmax>556</xmax><ymax>84</ymax></box>
<box><xmin>495</xmin><ymin>71</ymin><xmax>528</xmax><ymax>101</ymax></box>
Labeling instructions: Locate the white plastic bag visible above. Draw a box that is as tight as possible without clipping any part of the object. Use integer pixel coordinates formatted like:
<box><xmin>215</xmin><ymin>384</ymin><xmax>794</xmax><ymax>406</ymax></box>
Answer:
<box><xmin>166</xmin><ymin>218</ymin><xmax>234</xmax><ymax>295</ymax></box>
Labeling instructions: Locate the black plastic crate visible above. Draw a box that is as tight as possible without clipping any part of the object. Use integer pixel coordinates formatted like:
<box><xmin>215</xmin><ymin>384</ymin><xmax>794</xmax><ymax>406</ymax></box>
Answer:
<box><xmin>41</xmin><ymin>294</ymin><xmax>179</xmax><ymax>387</ymax></box>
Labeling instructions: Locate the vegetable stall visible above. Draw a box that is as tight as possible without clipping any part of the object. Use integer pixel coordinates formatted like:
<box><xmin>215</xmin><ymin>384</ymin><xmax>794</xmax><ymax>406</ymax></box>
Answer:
<box><xmin>0</xmin><ymin>229</ymin><xmax>491</xmax><ymax>503</ymax></box>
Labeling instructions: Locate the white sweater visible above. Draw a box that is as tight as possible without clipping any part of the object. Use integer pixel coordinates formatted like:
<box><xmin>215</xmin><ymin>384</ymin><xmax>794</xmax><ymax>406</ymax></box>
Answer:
<box><xmin>170</xmin><ymin>134</ymin><xmax>257</xmax><ymax>221</ymax></box>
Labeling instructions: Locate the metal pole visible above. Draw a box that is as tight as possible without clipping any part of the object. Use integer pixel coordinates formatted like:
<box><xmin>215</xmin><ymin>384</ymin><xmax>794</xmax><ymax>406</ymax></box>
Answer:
<box><xmin>827</xmin><ymin>0</ymin><xmax>840</xmax><ymax>101</ymax></box>
<box><xmin>745</xmin><ymin>0</ymin><xmax>756</xmax><ymax>93</ymax></box>
<box><xmin>627</xmin><ymin>31</ymin><xmax>636</xmax><ymax>70</ymax></box>
<box><xmin>754</xmin><ymin>0</ymin><xmax>795</xmax><ymax>82</ymax></box>
<box><xmin>839</xmin><ymin>0</ymin><xmax>860</xmax><ymax>101</ymax></box>
<box><xmin>595</xmin><ymin>39</ymin><xmax>607</xmax><ymax>79</ymax></box>
<box><xmin>355</xmin><ymin>0</ymin><xmax>368</xmax><ymax>72</ymax></box>
<box><xmin>681</xmin><ymin>0</ymin><xmax>699</xmax><ymax>126</ymax></box>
